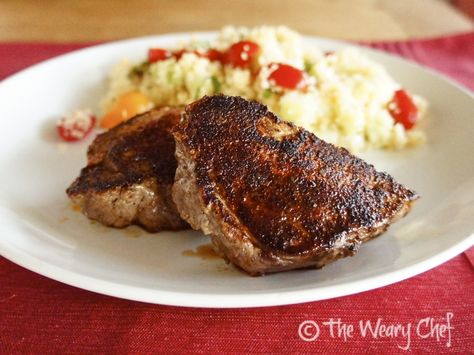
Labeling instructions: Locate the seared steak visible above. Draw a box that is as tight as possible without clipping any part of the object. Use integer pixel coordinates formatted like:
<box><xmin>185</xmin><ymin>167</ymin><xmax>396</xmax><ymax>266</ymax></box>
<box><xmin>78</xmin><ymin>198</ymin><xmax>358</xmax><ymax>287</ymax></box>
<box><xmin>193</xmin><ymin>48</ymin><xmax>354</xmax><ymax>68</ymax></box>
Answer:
<box><xmin>172</xmin><ymin>95</ymin><xmax>418</xmax><ymax>275</ymax></box>
<box><xmin>67</xmin><ymin>107</ymin><xmax>188</xmax><ymax>232</ymax></box>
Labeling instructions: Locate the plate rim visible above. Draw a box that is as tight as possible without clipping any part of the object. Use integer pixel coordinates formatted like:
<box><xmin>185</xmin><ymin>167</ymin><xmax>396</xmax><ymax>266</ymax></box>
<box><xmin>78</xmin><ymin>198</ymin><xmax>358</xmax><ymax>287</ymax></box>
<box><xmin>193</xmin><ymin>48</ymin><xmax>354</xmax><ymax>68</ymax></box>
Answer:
<box><xmin>0</xmin><ymin>31</ymin><xmax>473</xmax><ymax>308</ymax></box>
<box><xmin>1</xmin><ymin>230</ymin><xmax>472</xmax><ymax>308</ymax></box>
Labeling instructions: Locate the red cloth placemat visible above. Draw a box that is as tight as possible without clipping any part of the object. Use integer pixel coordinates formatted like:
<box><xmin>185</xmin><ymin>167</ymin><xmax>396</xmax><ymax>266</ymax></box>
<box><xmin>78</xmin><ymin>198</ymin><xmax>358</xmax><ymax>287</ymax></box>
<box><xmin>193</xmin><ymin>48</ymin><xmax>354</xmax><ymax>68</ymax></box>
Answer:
<box><xmin>1</xmin><ymin>33</ymin><xmax>473</xmax><ymax>354</ymax></box>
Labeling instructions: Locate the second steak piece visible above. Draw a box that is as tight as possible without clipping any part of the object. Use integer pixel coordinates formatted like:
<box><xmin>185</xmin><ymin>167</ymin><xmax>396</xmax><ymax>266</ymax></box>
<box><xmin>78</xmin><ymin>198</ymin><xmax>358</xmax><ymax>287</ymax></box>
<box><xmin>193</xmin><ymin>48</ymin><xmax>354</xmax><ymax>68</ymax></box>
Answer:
<box><xmin>67</xmin><ymin>107</ymin><xmax>188</xmax><ymax>232</ymax></box>
<box><xmin>172</xmin><ymin>95</ymin><xmax>418</xmax><ymax>275</ymax></box>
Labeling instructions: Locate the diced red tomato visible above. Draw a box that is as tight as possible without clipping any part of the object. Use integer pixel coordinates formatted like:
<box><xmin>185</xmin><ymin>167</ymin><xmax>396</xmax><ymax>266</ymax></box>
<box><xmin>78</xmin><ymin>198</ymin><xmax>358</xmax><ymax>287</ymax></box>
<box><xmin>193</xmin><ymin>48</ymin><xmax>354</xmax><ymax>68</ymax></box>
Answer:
<box><xmin>202</xmin><ymin>49</ymin><xmax>223</xmax><ymax>62</ymax></box>
<box><xmin>57</xmin><ymin>110</ymin><xmax>96</xmax><ymax>142</ymax></box>
<box><xmin>268</xmin><ymin>63</ymin><xmax>306</xmax><ymax>90</ymax></box>
<box><xmin>388</xmin><ymin>89</ymin><xmax>419</xmax><ymax>130</ymax></box>
<box><xmin>223</xmin><ymin>41</ymin><xmax>260</xmax><ymax>68</ymax></box>
<box><xmin>148</xmin><ymin>48</ymin><xmax>172</xmax><ymax>63</ymax></box>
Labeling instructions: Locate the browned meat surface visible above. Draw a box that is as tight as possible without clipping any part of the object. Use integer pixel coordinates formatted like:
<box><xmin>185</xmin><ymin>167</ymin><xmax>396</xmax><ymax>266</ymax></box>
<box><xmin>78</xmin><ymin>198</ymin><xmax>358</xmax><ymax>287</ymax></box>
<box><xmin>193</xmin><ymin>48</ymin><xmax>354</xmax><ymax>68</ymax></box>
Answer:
<box><xmin>67</xmin><ymin>107</ymin><xmax>188</xmax><ymax>232</ymax></box>
<box><xmin>172</xmin><ymin>95</ymin><xmax>418</xmax><ymax>275</ymax></box>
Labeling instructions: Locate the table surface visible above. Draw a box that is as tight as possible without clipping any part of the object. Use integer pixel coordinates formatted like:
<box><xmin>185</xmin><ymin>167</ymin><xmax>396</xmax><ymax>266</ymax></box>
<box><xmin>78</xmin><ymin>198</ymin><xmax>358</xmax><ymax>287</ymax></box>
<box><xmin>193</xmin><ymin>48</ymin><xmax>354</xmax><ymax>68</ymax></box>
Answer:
<box><xmin>0</xmin><ymin>0</ymin><xmax>472</xmax><ymax>42</ymax></box>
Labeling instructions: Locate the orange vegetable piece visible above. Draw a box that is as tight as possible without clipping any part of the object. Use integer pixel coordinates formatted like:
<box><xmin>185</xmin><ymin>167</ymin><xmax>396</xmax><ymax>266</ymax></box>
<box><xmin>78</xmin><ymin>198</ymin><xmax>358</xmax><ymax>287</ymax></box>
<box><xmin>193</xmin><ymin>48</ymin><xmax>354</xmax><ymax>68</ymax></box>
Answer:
<box><xmin>100</xmin><ymin>91</ymin><xmax>152</xmax><ymax>129</ymax></box>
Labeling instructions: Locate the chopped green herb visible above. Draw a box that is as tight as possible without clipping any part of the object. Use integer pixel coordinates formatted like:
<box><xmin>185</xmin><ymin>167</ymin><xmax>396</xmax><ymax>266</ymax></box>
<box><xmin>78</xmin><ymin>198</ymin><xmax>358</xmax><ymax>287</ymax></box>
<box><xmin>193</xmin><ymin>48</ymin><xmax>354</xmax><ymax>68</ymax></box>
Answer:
<box><xmin>263</xmin><ymin>89</ymin><xmax>273</xmax><ymax>99</ymax></box>
<box><xmin>194</xmin><ymin>86</ymin><xmax>201</xmax><ymax>99</ymax></box>
<box><xmin>304</xmin><ymin>61</ymin><xmax>312</xmax><ymax>73</ymax></box>
<box><xmin>211</xmin><ymin>76</ymin><xmax>222</xmax><ymax>93</ymax></box>
<box><xmin>166</xmin><ymin>67</ymin><xmax>174</xmax><ymax>83</ymax></box>
<box><xmin>128</xmin><ymin>61</ymin><xmax>150</xmax><ymax>81</ymax></box>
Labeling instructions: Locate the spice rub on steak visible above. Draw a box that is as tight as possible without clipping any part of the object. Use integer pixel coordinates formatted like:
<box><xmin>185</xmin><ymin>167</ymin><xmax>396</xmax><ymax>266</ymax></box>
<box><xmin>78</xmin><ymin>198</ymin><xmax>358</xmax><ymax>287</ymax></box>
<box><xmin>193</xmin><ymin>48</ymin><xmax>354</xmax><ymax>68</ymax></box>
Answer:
<box><xmin>67</xmin><ymin>107</ymin><xmax>188</xmax><ymax>232</ymax></box>
<box><xmin>172</xmin><ymin>95</ymin><xmax>418</xmax><ymax>275</ymax></box>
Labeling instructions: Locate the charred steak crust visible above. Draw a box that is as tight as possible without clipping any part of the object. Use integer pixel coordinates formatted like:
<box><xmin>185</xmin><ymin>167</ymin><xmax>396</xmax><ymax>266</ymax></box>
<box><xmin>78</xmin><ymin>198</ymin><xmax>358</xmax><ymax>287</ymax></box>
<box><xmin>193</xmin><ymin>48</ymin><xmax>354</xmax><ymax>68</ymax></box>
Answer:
<box><xmin>172</xmin><ymin>95</ymin><xmax>418</xmax><ymax>275</ymax></box>
<box><xmin>86</xmin><ymin>107</ymin><xmax>180</xmax><ymax>184</ymax></box>
<box><xmin>67</xmin><ymin>107</ymin><xmax>188</xmax><ymax>232</ymax></box>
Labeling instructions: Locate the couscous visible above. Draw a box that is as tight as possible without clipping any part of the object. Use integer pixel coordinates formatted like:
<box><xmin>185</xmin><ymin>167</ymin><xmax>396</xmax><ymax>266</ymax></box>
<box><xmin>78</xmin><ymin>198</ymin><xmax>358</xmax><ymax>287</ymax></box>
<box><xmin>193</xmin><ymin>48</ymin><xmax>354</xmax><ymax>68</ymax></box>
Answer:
<box><xmin>100</xmin><ymin>26</ymin><xmax>426</xmax><ymax>151</ymax></box>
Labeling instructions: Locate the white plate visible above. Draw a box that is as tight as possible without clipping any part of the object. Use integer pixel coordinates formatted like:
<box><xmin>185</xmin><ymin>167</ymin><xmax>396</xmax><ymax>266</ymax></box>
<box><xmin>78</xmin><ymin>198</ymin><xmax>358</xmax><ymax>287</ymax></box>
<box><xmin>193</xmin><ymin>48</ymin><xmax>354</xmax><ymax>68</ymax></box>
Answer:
<box><xmin>0</xmin><ymin>33</ymin><xmax>473</xmax><ymax>308</ymax></box>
